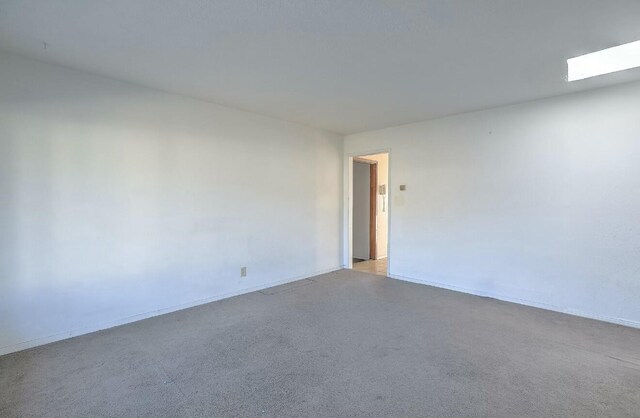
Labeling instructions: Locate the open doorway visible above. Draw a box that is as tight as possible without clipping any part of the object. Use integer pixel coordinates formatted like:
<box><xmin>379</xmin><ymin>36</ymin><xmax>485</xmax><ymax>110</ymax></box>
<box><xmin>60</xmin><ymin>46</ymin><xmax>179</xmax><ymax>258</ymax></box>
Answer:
<box><xmin>350</xmin><ymin>152</ymin><xmax>389</xmax><ymax>276</ymax></box>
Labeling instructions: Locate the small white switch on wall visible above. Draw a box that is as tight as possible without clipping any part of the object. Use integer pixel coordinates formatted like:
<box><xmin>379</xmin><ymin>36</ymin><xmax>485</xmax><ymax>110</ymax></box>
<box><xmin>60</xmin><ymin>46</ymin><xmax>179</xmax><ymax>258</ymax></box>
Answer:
<box><xmin>240</xmin><ymin>267</ymin><xmax>247</xmax><ymax>277</ymax></box>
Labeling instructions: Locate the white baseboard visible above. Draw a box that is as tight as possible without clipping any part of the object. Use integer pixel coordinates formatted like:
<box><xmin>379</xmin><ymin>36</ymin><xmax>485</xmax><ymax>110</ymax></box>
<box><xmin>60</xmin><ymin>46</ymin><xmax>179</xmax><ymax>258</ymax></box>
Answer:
<box><xmin>389</xmin><ymin>273</ymin><xmax>640</xmax><ymax>330</ymax></box>
<box><xmin>0</xmin><ymin>266</ymin><xmax>343</xmax><ymax>356</ymax></box>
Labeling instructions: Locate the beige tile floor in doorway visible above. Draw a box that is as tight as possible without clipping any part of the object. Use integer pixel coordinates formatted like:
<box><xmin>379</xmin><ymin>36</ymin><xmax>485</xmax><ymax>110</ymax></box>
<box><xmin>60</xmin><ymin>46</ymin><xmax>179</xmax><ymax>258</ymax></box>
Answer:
<box><xmin>353</xmin><ymin>257</ymin><xmax>388</xmax><ymax>276</ymax></box>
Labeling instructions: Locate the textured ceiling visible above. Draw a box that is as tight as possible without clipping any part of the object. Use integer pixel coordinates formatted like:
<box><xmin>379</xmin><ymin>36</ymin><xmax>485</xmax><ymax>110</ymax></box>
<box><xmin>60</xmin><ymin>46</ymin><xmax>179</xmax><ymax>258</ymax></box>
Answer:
<box><xmin>2</xmin><ymin>0</ymin><xmax>640</xmax><ymax>134</ymax></box>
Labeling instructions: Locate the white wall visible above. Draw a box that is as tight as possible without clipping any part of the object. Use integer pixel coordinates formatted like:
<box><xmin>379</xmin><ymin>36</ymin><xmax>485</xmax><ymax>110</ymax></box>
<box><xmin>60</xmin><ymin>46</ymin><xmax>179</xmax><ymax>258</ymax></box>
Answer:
<box><xmin>352</xmin><ymin>161</ymin><xmax>370</xmax><ymax>260</ymax></box>
<box><xmin>345</xmin><ymin>81</ymin><xmax>640</xmax><ymax>328</ymax></box>
<box><xmin>0</xmin><ymin>51</ymin><xmax>343</xmax><ymax>355</ymax></box>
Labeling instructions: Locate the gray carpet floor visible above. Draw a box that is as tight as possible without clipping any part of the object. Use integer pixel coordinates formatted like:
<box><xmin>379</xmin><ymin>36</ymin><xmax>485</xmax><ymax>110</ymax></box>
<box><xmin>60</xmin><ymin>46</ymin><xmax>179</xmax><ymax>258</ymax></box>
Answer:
<box><xmin>1</xmin><ymin>269</ymin><xmax>639</xmax><ymax>417</ymax></box>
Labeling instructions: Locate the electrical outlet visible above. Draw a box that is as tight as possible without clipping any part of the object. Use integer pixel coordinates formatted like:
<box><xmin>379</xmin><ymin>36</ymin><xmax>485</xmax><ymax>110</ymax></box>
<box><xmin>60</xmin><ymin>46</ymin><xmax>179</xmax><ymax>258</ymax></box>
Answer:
<box><xmin>240</xmin><ymin>267</ymin><xmax>247</xmax><ymax>277</ymax></box>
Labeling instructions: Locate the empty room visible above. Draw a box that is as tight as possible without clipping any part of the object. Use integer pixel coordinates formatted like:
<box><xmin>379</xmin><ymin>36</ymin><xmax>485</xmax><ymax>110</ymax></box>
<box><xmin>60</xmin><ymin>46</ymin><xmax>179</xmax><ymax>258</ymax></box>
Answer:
<box><xmin>1</xmin><ymin>1</ymin><xmax>639</xmax><ymax>417</ymax></box>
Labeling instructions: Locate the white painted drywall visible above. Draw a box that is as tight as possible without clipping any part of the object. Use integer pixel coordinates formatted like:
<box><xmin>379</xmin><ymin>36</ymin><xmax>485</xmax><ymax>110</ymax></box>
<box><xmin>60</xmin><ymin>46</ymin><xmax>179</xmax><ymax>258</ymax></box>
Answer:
<box><xmin>345</xmin><ymin>81</ymin><xmax>640</xmax><ymax>328</ymax></box>
<box><xmin>352</xmin><ymin>161</ymin><xmax>370</xmax><ymax>260</ymax></box>
<box><xmin>4</xmin><ymin>1</ymin><xmax>640</xmax><ymax>134</ymax></box>
<box><xmin>363</xmin><ymin>153</ymin><xmax>389</xmax><ymax>259</ymax></box>
<box><xmin>0</xmin><ymin>51</ymin><xmax>343</xmax><ymax>355</ymax></box>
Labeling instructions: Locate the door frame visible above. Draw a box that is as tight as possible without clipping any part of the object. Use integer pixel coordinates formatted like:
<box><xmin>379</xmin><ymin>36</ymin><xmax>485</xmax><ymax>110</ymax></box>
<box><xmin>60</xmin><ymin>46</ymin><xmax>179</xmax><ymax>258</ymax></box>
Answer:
<box><xmin>353</xmin><ymin>157</ymin><xmax>378</xmax><ymax>260</ymax></box>
<box><xmin>369</xmin><ymin>162</ymin><xmax>377</xmax><ymax>260</ymax></box>
<box><xmin>345</xmin><ymin>149</ymin><xmax>391</xmax><ymax>274</ymax></box>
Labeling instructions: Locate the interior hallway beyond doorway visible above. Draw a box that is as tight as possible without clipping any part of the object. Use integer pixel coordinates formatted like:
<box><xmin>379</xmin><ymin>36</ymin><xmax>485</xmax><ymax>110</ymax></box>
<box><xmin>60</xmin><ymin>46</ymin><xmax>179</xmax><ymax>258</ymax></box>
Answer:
<box><xmin>353</xmin><ymin>257</ymin><xmax>388</xmax><ymax>276</ymax></box>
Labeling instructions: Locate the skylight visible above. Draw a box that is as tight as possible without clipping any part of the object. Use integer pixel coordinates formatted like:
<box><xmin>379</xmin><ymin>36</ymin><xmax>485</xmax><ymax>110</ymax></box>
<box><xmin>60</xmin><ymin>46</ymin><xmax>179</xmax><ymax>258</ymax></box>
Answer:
<box><xmin>567</xmin><ymin>40</ymin><xmax>640</xmax><ymax>82</ymax></box>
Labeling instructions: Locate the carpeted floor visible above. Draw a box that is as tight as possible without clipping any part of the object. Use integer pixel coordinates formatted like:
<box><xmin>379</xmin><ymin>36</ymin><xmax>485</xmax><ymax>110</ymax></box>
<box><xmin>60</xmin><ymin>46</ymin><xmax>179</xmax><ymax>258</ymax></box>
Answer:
<box><xmin>1</xmin><ymin>269</ymin><xmax>639</xmax><ymax>417</ymax></box>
